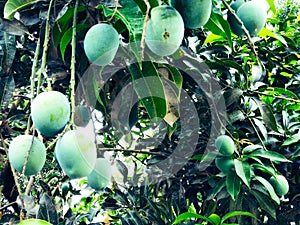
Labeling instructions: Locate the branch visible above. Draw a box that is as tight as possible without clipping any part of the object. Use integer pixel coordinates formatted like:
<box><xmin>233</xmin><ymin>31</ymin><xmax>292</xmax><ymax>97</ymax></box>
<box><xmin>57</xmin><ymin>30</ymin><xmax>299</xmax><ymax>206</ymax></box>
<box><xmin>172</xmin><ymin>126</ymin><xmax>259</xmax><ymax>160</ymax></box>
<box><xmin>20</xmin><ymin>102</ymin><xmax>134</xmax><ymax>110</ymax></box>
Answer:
<box><xmin>70</xmin><ymin>0</ymin><xmax>79</xmax><ymax>126</ymax></box>
<box><xmin>140</xmin><ymin>0</ymin><xmax>151</xmax><ymax>60</ymax></box>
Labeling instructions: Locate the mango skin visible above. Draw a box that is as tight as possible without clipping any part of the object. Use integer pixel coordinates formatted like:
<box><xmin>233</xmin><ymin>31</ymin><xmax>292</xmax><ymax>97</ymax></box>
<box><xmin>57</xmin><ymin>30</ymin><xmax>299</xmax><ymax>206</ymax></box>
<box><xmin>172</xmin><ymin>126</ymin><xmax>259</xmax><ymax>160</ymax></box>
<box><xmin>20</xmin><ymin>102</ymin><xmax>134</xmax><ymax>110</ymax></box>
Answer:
<box><xmin>31</xmin><ymin>91</ymin><xmax>70</xmax><ymax>137</ymax></box>
<box><xmin>84</xmin><ymin>23</ymin><xmax>119</xmax><ymax>66</ymax></box>
<box><xmin>215</xmin><ymin>135</ymin><xmax>236</xmax><ymax>156</ymax></box>
<box><xmin>145</xmin><ymin>5</ymin><xmax>184</xmax><ymax>56</ymax></box>
<box><xmin>227</xmin><ymin>0</ymin><xmax>245</xmax><ymax>36</ymax></box>
<box><xmin>8</xmin><ymin>135</ymin><xmax>46</xmax><ymax>176</ymax></box>
<box><xmin>270</xmin><ymin>174</ymin><xmax>289</xmax><ymax>196</ymax></box>
<box><xmin>237</xmin><ymin>1</ymin><xmax>267</xmax><ymax>36</ymax></box>
<box><xmin>87</xmin><ymin>158</ymin><xmax>112</xmax><ymax>191</ymax></box>
<box><xmin>171</xmin><ymin>0</ymin><xmax>212</xmax><ymax>29</ymax></box>
<box><xmin>215</xmin><ymin>157</ymin><xmax>235</xmax><ymax>175</ymax></box>
<box><xmin>54</xmin><ymin>129</ymin><xmax>97</xmax><ymax>179</ymax></box>
<box><xmin>74</xmin><ymin>105</ymin><xmax>91</xmax><ymax>127</ymax></box>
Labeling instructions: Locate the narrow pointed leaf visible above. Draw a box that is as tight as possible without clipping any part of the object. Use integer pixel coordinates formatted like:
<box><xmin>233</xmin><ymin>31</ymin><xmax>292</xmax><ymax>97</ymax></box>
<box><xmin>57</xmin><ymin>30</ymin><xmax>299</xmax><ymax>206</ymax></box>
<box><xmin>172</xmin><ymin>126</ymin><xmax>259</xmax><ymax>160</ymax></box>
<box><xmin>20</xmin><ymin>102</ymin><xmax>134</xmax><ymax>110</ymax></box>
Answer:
<box><xmin>254</xmin><ymin>176</ymin><xmax>280</xmax><ymax>204</ymax></box>
<box><xmin>129</xmin><ymin>62</ymin><xmax>167</xmax><ymax>120</ymax></box>
<box><xmin>4</xmin><ymin>0</ymin><xmax>41</xmax><ymax>20</ymax></box>
<box><xmin>248</xmin><ymin>149</ymin><xmax>291</xmax><ymax>163</ymax></box>
<box><xmin>226</xmin><ymin>171</ymin><xmax>241</xmax><ymax>201</ymax></box>
<box><xmin>234</xmin><ymin>159</ymin><xmax>250</xmax><ymax>188</ymax></box>
<box><xmin>221</xmin><ymin>211</ymin><xmax>257</xmax><ymax>224</ymax></box>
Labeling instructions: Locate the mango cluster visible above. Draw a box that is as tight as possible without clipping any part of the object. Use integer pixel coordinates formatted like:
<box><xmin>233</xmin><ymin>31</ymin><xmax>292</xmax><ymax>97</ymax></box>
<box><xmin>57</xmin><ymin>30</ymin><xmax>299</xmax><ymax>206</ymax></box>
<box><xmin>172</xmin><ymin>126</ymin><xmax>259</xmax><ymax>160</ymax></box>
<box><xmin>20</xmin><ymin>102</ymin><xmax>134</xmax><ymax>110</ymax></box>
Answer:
<box><xmin>8</xmin><ymin>91</ymin><xmax>111</xmax><ymax>191</ymax></box>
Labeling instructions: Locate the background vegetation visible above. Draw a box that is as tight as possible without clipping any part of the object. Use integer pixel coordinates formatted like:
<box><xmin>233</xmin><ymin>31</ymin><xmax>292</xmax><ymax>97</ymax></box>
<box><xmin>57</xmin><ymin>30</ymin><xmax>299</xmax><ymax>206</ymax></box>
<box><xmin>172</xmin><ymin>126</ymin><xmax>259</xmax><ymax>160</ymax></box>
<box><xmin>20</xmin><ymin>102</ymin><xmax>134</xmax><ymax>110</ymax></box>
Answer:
<box><xmin>0</xmin><ymin>0</ymin><xmax>299</xmax><ymax>224</ymax></box>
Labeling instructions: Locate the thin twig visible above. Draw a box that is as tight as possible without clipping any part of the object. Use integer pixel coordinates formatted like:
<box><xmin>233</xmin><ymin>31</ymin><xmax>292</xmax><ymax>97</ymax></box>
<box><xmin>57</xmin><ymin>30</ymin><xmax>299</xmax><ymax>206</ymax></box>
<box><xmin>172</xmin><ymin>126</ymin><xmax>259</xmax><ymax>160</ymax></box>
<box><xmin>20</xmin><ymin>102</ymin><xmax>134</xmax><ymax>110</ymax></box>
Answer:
<box><xmin>140</xmin><ymin>0</ymin><xmax>151</xmax><ymax>60</ymax></box>
<box><xmin>37</xmin><ymin>0</ymin><xmax>55</xmax><ymax>93</ymax></box>
<box><xmin>98</xmin><ymin>147</ymin><xmax>164</xmax><ymax>156</ymax></box>
<box><xmin>249</xmin><ymin>90</ymin><xmax>300</xmax><ymax>103</ymax></box>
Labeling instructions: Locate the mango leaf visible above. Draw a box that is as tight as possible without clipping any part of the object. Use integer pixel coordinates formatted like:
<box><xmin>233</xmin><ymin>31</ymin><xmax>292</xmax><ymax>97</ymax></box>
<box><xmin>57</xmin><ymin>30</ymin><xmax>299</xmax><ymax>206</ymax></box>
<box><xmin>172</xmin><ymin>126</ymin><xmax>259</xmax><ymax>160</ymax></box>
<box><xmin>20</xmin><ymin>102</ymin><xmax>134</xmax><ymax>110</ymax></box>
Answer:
<box><xmin>0</xmin><ymin>76</ymin><xmax>15</xmax><ymax>110</ymax></box>
<box><xmin>251</xmin><ymin>163</ymin><xmax>276</xmax><ymax>176</ymax></box>
<box><xmin>53</xmin><ymin>5</ymin><xmax>86</xmax><ymax>46</ymax></box>
<box><xmin>251</xmin><ymin>190</ymin><xmax>277</xmax><ymax>219</ymax></box>
<box><xmin>37</xmin><ymin>193</ymin><xmax>59</xmax><ymax>224</ymax></box>
<box><xmin>258</xmin><ymin>28</ymin><xmax>287</xmax><ymax>46</ymax></box>
<box><xmin>208</xmin><ymin>214</ymin><xmax>221</xmax><ymax>225</ymax></box>
<box><xmin>204</xmin><ymin>12</ymin><xmax>232</xmax><ymax>50</ymax></box>
<box><xmin>242</xmin><ymin>144</ymin><xmax>263</xmax><ymax>155</ymax></box>
<box><xmin>255</xmin><ymin>99</ymin><xmax>279</xmax><ymax>132</ymax></box>
<box><xmin>234</xmin><ymin>159</ymin><xmax>250</xmax><ymax>188</ymax></box>
<box><xmin>282</xmin><ymin>132</ymin><xmax>300</xmax><ymax>146</ymax></box>
<box><xmin>226</xmin><ymin>171</ymin><xmax>241</xmax><ymax>201</ymax></box>
<box><xmin>97</xmin><ymin>0</ymin><xmax>144</xmax><ymax>42</ymax></box>
<box><xmin>266</xmin><ymin>0</ymin><xmax>276</xmax><ymax>14</ymax></box>
<box><xmin>254</xmin><ymin>176</ymin><xmax>280</xmax><ymax>205</ymax></box>
<box><xmin>4</xmin><ymin>0</ymin><xmax>41</xmax><ymax>20</ymax></box>
<box><xmin>60</xmin><ymin>24</ymin><xmax>89</xmax><ymax>62</ymax></box>
<box><xmin>0</xmin><ymin>18</ymin><xmax>29</xmax><ymax>36</ymax></box>
<box><xmin>221</xmin><ymin>211</ymin><xmax>257</xmax><ymax>224</ymax></box>
<box><xmin>173</xmin><ymin>212</ymin><xmax>213</xmax><ymax>224</ymax></box>
<box><xmin>129</xmin><ymin>62</ymin><xmax>167</xmax><ymax>120</ymax></box>
<box><xmin>248</xmin><ymin>149</ymin><xmax>291</xmax><ymax>163</ymax></box>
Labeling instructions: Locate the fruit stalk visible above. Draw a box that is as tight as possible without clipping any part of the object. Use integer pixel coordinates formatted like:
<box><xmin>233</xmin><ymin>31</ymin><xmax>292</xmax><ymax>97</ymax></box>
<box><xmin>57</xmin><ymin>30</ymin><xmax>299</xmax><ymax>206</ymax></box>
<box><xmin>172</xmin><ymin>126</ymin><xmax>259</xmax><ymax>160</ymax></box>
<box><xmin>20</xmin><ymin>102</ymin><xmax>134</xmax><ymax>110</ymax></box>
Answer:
<box><xmin>38</xmin><ymin>0</ymin><xmax>55</xmax><ymax>93</ymax></box>
<box><xmin>26</xmin><ymin>37</ymin><xmax>41</xmax><ymax>134</ymax></box>
<box><xmin>70</xmin><ymin>0</ymin><xmax>79</xmax><ymax>126</ymax></box>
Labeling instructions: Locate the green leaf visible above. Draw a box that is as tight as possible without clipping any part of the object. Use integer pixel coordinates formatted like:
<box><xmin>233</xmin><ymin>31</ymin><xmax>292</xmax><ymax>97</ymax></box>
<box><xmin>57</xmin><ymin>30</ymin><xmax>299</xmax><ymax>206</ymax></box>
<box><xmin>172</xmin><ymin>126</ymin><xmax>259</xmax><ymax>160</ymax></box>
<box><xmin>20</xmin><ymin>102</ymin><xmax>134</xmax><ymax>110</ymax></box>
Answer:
<box><xmin>129</xmin><ymin>62</ymin><xmax>167</xmax><ymax>120</ymax></box>
<box><xmin>282</xmin><ymin>133</ymin><xmax>300</xmax><ymax>146</ymax></box>
<box><xmin>258</xmin><ymin>28</ymin><xmax>287</xmax><ymax>46</ymax></box>
<box><xmin>4</xmin><ymin>0</ymin><xmax>42</xmax><ymax>20</ymax></box>
<box><xmin>37</xmin><ymin>193</ymin><xmax>59</xmax><ymax>224</ymax></box>
<box><xmin>173</xmin><ymin>212</ymin><xmax>213</xmax><ymax>225</ymax></box>
<box><xmin>254</xmin><ymin>176</ymin><xmax>280</xmax><ymax>204</ymax></box>
<box><xmin>60</xmin><ymin>24</ymin><xmax>89</xmax><ymax>62</ymax></box>
<box><xmin>234</xmin><ymin>159</ymin><xmax>250</xmax><ymax>188</ymax></box>
<box><xmin>98</xmin><ymin>0</ymin><xmax>144</xmax><ymax>42</ymax></box>
<box><xmin>266</xmin><ymin>0</ymin><xmax>276</xmax><ymax>14</ymax></box>
<box><xmin>221</xmin><ymin>211</ymin><xmax>257</xmax><ymax>224</ymax></box>
<box><xmin>226</xmin><ymin>171</ymin><xmax>241</xmax><ymax>201</ymax></box>
<box><xmin>208</xmin><ymin>213</ymin><xmax>221</xmax><ymax>225</ymax></box>
<box><xmin>204</xmin><ymin>12</ymin><xmax>232</xmax><ymax>50</ymax></box>
<box><xmin>251</xmin><ymin>163</ymin><xmax>276</xmax><ymax>176</ymax></box>
<box><xmin>251</xmin><ymin>190</ymin><xmax>277</xmax><ymax>219</ymax></box>
<box><xmin>248</xmin><ymin>149</ymin><xmax>291</xmax><ymax>163</ymax></box>
<box><xmin>242</xmin><ymin>145</ymin><xmax>263</xmax><ymax>155</ymax></box>
<box><xmin>255</xmin><ymin>100</ymin><xmax>279</xmax><ymax>132</ymax></box>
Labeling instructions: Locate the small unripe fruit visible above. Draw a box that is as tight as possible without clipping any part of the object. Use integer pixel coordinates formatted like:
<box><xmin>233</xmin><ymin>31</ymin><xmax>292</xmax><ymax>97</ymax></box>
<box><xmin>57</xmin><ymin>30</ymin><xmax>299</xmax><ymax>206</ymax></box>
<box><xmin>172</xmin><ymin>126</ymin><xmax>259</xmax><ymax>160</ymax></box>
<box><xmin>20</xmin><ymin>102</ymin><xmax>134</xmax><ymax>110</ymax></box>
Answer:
<box><xmin>84</xmin><ymin>23</ymin><xmax>119</xmax><ymax>66</ymax></box>
<box><xmin>87</xmin><ymin>158</ymin><xmax>112</xmax><ymax>191</ymax></box>
<box><xmin>145</xmin><ymin>5</ymin><xmax>184</xmax><ymax>56</ymax></box>
<box><xmin>74</xmin><ymin>105</ymin><xmax>91</xmax><ymax>127</ymax></box>
<box><xmin>54</xmin><ymin>129</ymin><xmax>97</xmax><ymax>179</ymax></box>
<box><xmin>270</xmin><ymin>174</ymin><xmax>289</xmax><ymax>196</ymax></box>
<box><xmin>19</xmin><ymin>219</ymin><xmax>53</xmax><ymax>225</ymax></box>
<box><xmin>31</xmin><ymin>91</ymin><xmax>70</xmax><ymax>137</ymax></box>
<box><xmin>227</xmin><ymin>0</ymin><xmax>245</xmax><ymax>36</ymax></box>
<box><xmin>237</xmin><ymin>1</ymin><xmax>267</xmax><ymax>36</ymax></box>
<box><xmin>171</xmin><ymin>0</ymin><xmax>212</xmax><ymax>29</ymax></box>
<box><xmin>215</xmin><ymin>157</ymin><xmax>235</xmax><ymax>175</ymax></box>
<box><xmin>8</xmin><ymin>135</ymin><xmax>46</xmax><ymax>176</ymax></box>
<box><xmin>215</xmin><ymin>135</ymin><xmax>235</xmax><ymax>156</ymax></box>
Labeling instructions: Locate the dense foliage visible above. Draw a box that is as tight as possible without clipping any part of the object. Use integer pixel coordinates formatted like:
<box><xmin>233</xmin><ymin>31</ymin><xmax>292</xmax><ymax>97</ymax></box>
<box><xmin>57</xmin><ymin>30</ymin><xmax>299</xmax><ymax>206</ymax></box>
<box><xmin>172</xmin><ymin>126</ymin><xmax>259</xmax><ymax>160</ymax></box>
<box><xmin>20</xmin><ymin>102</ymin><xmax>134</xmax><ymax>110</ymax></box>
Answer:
<box><xmin>0</xmin><ymin>0</ymin><xmax>299</xmax><ymax>224</ymax></box>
